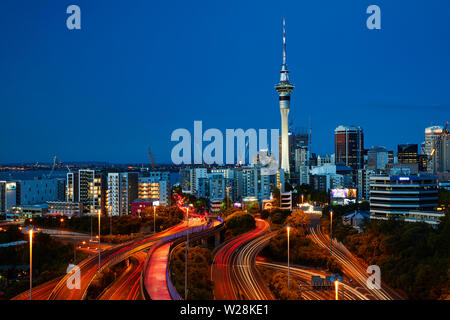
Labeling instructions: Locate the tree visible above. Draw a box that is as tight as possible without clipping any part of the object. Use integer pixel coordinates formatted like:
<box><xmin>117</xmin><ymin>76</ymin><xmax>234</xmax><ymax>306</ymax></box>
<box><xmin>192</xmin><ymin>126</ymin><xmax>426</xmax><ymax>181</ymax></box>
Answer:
<box><xmin>272</xmin><ymin>187</ymin><xmax>281</xmax><ymax>207</ymax></box>
<box><xmin>170</xmin><ymin>245</ymin><xmax>213</xmax><ymax>300</ymax></box>
<box><xmin>247</xmin><ymin>201</ymin><xmax>260</xmax><ymax>214</ymax></box>
<box><xmin>285</xmin><ymin>210</ymin><xmax>310</xmax><ymax>234</ymax></box>
<box><xmin>225</xmin><ymin>211</ymin><xmax>256</xmax><ymax>236</ymax></box>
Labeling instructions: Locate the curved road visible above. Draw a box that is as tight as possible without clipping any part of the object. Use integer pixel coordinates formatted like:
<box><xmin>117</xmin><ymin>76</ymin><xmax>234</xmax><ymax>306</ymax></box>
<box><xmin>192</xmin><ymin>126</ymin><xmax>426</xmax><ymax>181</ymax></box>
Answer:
<box><xmin>99</xmin><ymin>251</ymin><xmax>147</xmax><ymax>300</ymax></box>
<box><xmin>212</xmin><ymin>218</ymin><xmax>274</xmax><ymax>300</ymax></box>
<box><xmin>309</xmin><ymin>227</ymin><xmax>404</xmax><ymax>300</ymax></box>
<box><xmin>47</xmin><ymin>223</ymin><xmax>189</xmax><ymax>300</ymax></box>
<box><xmin>256</xmin><ymin>261</ymin><xmax>371</xmax><ymax>300</ymax></box>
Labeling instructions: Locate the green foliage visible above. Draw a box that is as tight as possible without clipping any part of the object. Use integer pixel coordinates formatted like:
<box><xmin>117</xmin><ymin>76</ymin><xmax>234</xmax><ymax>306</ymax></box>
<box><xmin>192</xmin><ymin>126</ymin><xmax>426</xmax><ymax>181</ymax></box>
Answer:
<box><xmin>262</xmin><ymin>228</ymin><xmax>341</xmax><ymax>274</ymax></box>
<box><xmin>267</xmin><ymin>208</ymin><xmax>291</xmax><ymax>225</ymax></box>
<box><xmin>247</xmin><ymin>201</ymin><xmax>260</xmax><ymax>214</ymax></box>
<box><xmin>269</xmin><ymin>271</ymin><xmax>301</xmax><ymax>300</ymax></box>
<box><xmin>86</xmin><ymin>263</ymin><xmax>126</xmax><ymax>300</ymax></box>
<box><xmin>438</xmin><ymin>189</ymin><xmax>450</xmax><ymax>207</ymax></box>
<box><xmin>0</xmin><ymin>225</ymin><xmax>24</xmax><ymax>244</ymax></box>
<box><xmin>169</xmin><ymin>245</ymin><xmax>213</xmax><ymax>300</ymax></box>
<box><xmin>219</xmin><ymin>207</ymin><xmax>241</xmax><ymax>219</ymax></box>
<box><xmin>272</xmin><ymin>187</ymin><xmax>281</xmax><ymax>207</ymax></box>
<box><xmin>342</xmin><ymin>215</ymin><xmax>450</xmax><ymax>299</ymax></box>
<box><xmin>0</xmin><ymin>232</ymin><xmax>87</xmax><ymax>299</ymax></box>
<box><xmin>294</xmin><ymin>184</ymin><xmax>329</xmax><ymax>204</ymax></box>
<box><xmin>141</xmin><ymin>206</ymin><xmax>184</xmax><ymax>232</ymax></box>
<box><xmin>285</xmin><ymin>210</ymin><xmax>310</xmax><ymax>233</ymax></box>
<box><xmin>27</xmin><ymin>206</ymin><xmax>185</xmax><ymax>237</ymax></box>
<box><xmin>225</xmin><ymin>211</ymin><xmax>256</xmax><ymax>237</ymax></box>
<box><xmin>101</xmin><ymin>233</ymin><xmax>143</xmax><ymax>244</ymax></box>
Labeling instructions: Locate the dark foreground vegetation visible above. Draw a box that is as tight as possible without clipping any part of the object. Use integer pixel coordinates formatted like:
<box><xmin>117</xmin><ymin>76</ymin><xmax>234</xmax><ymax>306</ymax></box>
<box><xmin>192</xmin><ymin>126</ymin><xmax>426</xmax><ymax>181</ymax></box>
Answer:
<box><xmin>25</xmin><ymin>206</ymin><xmax>184</xmax><ymax>236</ymax></box>
<box><xmin>169</xmin><ymin>244</ymin><xmax>213</xmax><ymax>300</ymax></box>
<box><xmin>0</xmin><ymin>226</ymin><xmax>88</xmax><ymax>299</ymax></box>
<box><xmin>320</xmin><ymin>191</ymin><xmax>450</xmax><ymax>300</ymax></box>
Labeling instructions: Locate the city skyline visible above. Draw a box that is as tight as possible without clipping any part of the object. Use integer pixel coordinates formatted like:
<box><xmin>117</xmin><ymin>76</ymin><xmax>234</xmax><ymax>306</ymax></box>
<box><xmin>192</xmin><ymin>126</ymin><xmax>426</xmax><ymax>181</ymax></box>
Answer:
<box><xmin>1</xmin><ymin>0</ymin><xmax>450</xmax><ymax>164</ymax></box>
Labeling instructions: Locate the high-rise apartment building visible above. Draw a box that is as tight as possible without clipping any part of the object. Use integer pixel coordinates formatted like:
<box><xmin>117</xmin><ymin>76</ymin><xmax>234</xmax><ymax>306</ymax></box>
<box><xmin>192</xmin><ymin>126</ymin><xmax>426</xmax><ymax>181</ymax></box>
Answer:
<box><xmin>107</xmin><ymin>172</ymin><xmax>138</xmax><ymax>216</ymax></box>
<box><xmin>78</xmin><ymin>169</ymin><xmax>106</xmax><ymax>215</ymax></box>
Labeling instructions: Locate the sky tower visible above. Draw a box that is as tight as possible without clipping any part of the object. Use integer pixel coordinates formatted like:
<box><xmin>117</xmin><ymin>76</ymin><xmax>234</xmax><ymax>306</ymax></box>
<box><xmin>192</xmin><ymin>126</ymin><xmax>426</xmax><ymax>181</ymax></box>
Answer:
<box><xmin>275</xmin><ymin>18</ymin><xmax>294</xmax><ymax>175</ymax></box>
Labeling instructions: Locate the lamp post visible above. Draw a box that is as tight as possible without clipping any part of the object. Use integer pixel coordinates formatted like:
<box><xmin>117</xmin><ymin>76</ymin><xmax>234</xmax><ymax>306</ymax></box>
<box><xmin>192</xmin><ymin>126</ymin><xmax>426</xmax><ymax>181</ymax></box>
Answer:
<box><xmin>301</xmin><ymin>194</ymin><xmax>304</xmax><ymax>205</ymax></box>
<box><xmin>185</xmin><ymin>207</ymin><xmax>189</xmax><ymax>300</ymax></box>
<box><xmin>334</xmin><ymin>280</ymin><xmax>339</xmax><ymax>300</ymax></box>
<box><xmin>153</xmin><ymin>206</ymin><xmax>156</xmax><ymax>234</ymax></box>
<box><xmin>98</xmin><ymin>209</ymin><xmax>101</xmax><ymax>273</ymax></box>
<box><xmin>330</xmin><ymin>210</ymin><xmax>333</xmax><ymax>256</ymax></box>
<box><xmin>226</xmin><ymin>186</ymin><xmax>231</xmax><ymax>209</ymax></box>
<box><xmin>109</xmin><ymin>205</ymin><xmax>112</xmax><ymax>236</ymax></box>
<box><xmin>286</xmin><ymin>225</ymin><xmax>290</xmax><ymax>290</ymax></box>
<box><xmin>29</xmin><ymin>227</ymin><xmax>33</xmax><ymax>300</ymax></box>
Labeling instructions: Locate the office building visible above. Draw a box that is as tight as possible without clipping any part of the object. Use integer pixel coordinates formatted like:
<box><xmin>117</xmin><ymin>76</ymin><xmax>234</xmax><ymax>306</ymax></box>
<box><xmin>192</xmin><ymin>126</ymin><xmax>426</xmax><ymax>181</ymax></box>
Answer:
<box><xmin>334</xmin><ymin>125</ymin><xmax>364</xmax><ymax>172</ymax></box>
<box><xmin>48</xmin><ymin>201</ymin><xmax>82</xmax><ymax>217</ymax></box>
<box><xmin>367</xmin><ymin>146</ymin><xmax>390</xmax><ymax>171</ymax></box>
<box><xmin>310</xmin><ymin>164</ymin><xmax>353</xmax><ymax>191</ymax></box>
<box><xmin>369</xmin><ymin>174</ymin><xmax>443</xmax><ymax>224</ymax></box>
<box><xmin>0</xmin><ymin>181</ymin><xmax>19</xmax><ymax>216</ymax></box>
<box><xmin>423</xmin><ymin>126</ymin><xmax>443</xmax><ymax>174</ymax></box>
<box><xmin>357</xmin><ymin>168</ymin><xmax>375</xmax><ymax>201</ymax></box>
<box><xmin>317</xmin><ymin>154</ymin><xmax>335</xmax><ymax>166</ymax></box>
<box><xmin>398</xmin><ymin>144</ymin><xmax>418</xmax><ymax>165</ymax></box>
<box><xmin>16</xmin><ymin>178</ymin><xmax>65</xmax><ymax>205</ymax></box>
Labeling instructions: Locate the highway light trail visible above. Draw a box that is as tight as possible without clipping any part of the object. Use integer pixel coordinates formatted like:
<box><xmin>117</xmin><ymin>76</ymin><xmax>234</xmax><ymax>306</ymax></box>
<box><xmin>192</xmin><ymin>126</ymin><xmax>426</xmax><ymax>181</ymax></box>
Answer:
<box><xmin>212</xmin><ymin>218</ymin><xmax>274</xmax><ymax>300</ymax></box>
<box><xmin>309</xmin><ymin>227</ymin><xmax>404</xmax><ymax>300</ymax></box>
<box><xmin>46</xmin><ymin>223</ymin><xmax>189</xmax><ymax>300</ymax></box>
<box><xmin>256</xmin><ymin>261</ymin><xmax>370</xmax><ymax>300</ymax></box>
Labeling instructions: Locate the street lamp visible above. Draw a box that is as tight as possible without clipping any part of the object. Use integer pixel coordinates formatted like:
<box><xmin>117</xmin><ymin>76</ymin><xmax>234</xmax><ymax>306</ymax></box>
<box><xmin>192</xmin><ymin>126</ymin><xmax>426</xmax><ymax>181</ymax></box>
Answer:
<box><xmin>330</xmin><ymin>210</ymin><xmax>333</xmax><ymax>256</ymax></box>
<box><xmin>98</xmin><ymin>209</ymin><xmax>101</xmax><ymax>273</ymax></box>
<box><xmin>27</xmin><ymin>226</ymin><xmax>34</xmax><ymax>300</ymax></box>
<box><xmin>109</xmin><ymin>205</ymin><xmax>112</xmax><ymax>236</ymax></box>
<box><xmin>301</xmin><ymin>194</ymin><xmax>304</xmax><ymax>205</ymax></box>
<box><xmin>185</xmin><ymin>206</ymin><xmax>189</xmax><ymax>300</ymax></box>
<box><xmin>286</xmin><ymin>225</ymin><xmax>291</xmax><ymax>290</ymax></box>
<box><xmin>153</xmin><ymin>206</ymin><xmax>156</xmax><ymax>234</ymax></box>
<box><xmin>334</xmin><ymin>280</ymin><xmax>339</xmax><ymax>300</ymax></box>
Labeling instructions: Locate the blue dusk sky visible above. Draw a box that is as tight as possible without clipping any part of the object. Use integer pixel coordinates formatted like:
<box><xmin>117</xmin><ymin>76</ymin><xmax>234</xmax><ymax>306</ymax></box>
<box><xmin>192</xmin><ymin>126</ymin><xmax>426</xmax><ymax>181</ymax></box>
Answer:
<box><xmin>0</xmin><ymin>0</ymin><xmax>449</xmax><ymax>164</ymax></box>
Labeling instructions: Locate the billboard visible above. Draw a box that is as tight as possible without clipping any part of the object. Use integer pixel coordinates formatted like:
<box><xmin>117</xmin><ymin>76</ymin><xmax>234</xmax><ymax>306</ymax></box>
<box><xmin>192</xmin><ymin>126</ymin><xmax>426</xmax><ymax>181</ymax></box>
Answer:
<box><xmin>331</xmin><ymin>188</ymin><xmax>357</xmax><ymax>199</ymax></box>
<box><xmin>6</xmin><ymin>183</ymin><xmax>16</xmax><ymax>191</ymax></box>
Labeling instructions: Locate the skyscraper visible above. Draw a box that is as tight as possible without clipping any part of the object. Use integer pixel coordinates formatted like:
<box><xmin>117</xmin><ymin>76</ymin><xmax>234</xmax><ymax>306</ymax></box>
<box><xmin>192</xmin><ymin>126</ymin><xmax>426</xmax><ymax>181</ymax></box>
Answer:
<box><xmin>275</xmin><ymin>19</ymin><xmax>294</xmax><ymax>176</ymax></box>
<box><xmin>423</xmin><ymin>126</ymin><xmax>443</xmax><ymax>174</ymax></box>
<box><xmin>398</xmin><ymin>144</ymin><xmax>418</xmax><ymax>164</ymax></box>
<box><xmin>334</xmin><ymin>125</ymin><xmax>364</xmax><ymax>172</ymax></box>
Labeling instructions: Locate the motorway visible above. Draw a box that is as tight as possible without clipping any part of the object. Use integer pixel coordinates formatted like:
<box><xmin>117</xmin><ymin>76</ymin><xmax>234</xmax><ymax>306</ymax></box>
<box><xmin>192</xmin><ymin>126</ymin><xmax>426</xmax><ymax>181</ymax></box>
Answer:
<box><xmin>309</xmin><ymin>227</ymin><xmax>404</xmax><ymax>300</ymax></box>
<box><xmin>211</xmin><ymin>218</ymin><xmax>275</xmax><ymax>300</ymax></box>
<box><xmin>256</xmin><ymin>261</ymin><xmax>371</xmax><ymax>300</ymax></box>
<box><xmin>144</xmin><ymin>242</ymin><xmax>173</xmax><ymax>300</ymax></box>
<box><xmin>99</xmin><ymin>251</ymin><xmax>147</xmax><ymax>300</ymax></box>
<box><xmin>47</xmin><ymin>222</ymin><xmax>191</xmax><ymax>300</ymax></box>
<box><xmin>12</xmin><ymin>277</ymin><xmax>62</xmax><ymax>300</ymax></box>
